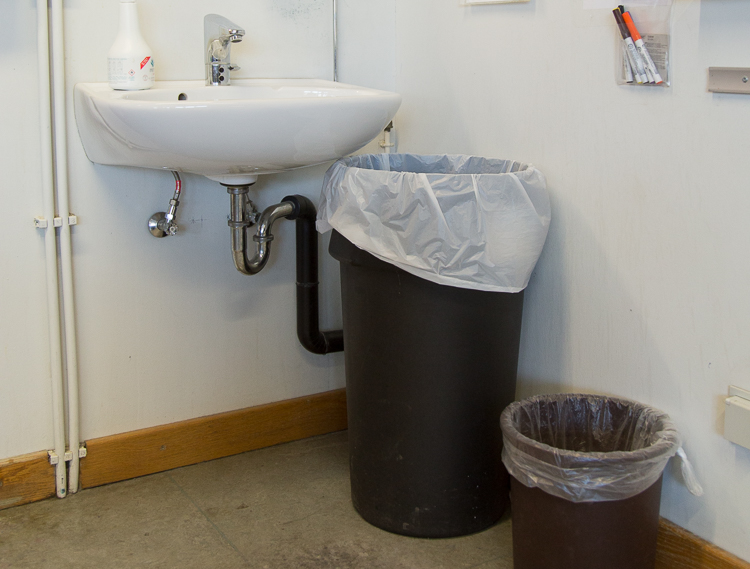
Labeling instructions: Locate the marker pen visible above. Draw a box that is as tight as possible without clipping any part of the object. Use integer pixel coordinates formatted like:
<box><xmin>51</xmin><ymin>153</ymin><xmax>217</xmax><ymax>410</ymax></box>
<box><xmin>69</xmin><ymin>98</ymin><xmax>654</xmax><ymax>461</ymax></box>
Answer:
<box><xmin>622</xmin><ymin>44</ymin><xmax>634</xmax><ymax>83</ymax></box>
<box><xmin>644</xmin><ymin>62</ymin><xmax>657</xmax><ymax>85</ymax></box>
<box><xmin>613</xmin><ymin>9</ymin><xmax>646</xmax><ymax>84</ymax></box>
<box><xmin>621</xmin><ymin>10</ymin><xmax>663</xmax><ymax>85</ymax></box>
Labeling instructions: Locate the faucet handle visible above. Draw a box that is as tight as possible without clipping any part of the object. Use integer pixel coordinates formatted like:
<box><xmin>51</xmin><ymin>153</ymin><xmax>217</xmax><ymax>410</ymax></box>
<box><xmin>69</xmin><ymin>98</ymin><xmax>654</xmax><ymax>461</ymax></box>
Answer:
<box><xmin>208</xmin><ymin>39</ymin><xmax>229</xmax><ymax>62</ymax></box>
<box><xmin>228</xmin><ymin>64</ymin><xmax>241</xmax><ymax>72</ymax></box>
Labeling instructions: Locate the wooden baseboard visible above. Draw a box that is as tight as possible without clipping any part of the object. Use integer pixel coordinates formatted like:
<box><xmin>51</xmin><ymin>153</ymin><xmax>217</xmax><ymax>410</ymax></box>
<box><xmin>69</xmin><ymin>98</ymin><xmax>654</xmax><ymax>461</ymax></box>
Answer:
<box><xmin>657</xmin><ymin>518</ymin><xmax>750</xmax><ymax>569</ymax></box>
<box><xmin>1</xmin><ymin>389</ymin><xmax>347</xmax><ymax>511</ymax></box>
<box><xmin>79</xmin><ymin>388</ymin><xmax>348</xmax><ymax>489</ymax></box>
<box><xmin>0</xmin><ymin>451</ymin><xmax>56</xmax><ymax>510</ymax></box>
<box><xmin>3</xmin><ymin>391</ymin><xmax>750</xmax><ymax>569</ymax></box>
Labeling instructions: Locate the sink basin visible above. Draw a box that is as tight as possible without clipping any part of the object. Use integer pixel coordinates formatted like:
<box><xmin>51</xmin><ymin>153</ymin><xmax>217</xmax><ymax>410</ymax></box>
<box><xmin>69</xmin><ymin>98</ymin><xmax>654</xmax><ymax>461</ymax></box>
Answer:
<box><xmin>74</xmin><ymin>79</ymin><xmax>402</xmax><ymax>185</ymax></box>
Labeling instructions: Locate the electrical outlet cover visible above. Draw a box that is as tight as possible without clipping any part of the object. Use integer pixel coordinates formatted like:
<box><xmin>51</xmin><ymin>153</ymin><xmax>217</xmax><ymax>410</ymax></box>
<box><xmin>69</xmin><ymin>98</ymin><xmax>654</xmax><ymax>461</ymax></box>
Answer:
<box><xmin>725</xmin><ymin>386</ymin><xmax>750</xmax><ymax>451</ymax></box>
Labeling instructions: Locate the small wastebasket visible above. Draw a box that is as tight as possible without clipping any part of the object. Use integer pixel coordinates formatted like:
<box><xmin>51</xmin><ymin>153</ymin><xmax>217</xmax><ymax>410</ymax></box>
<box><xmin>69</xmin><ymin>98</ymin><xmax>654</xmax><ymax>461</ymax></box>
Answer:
<box><xmin>501</xmin><ymin>394</ymin><xmax>687</xmax><ymax>569</ymax></box>
<box><xmin>318</xmin><ymin>154</ymin><xmax>551</xmax><ymax>538</ymax></box>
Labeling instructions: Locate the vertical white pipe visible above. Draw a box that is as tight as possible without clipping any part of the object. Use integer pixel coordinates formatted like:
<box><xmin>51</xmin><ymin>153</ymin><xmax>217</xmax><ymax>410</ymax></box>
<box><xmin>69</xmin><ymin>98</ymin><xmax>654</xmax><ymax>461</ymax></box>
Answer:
<box><xmin>333</xmin><ymin>0</ymin><xmax>338</xmax><ymax>81</ymax></box>
<box><xmin>37</xmin><ymin>0</ymin><xmax>67</xmax><ymax>498</ymax></box>
<box><xmin>50</xmin><ymin>0</ymin><xmax>81</xmax><ymax>494</ymax></box>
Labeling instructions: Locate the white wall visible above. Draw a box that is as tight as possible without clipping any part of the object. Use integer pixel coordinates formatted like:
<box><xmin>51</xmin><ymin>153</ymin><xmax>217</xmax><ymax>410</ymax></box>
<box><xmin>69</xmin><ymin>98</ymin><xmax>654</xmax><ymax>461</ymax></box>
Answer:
<box><xmin>393</xmin><ymin>0</ymin><xmax>750</xmax><ymax>560</ymax></box>
<box><xmin>5</xmin><ymin>0</ymin><xmax>747</xmax><ymax>560</ymax></box>
<box><xmin>338</xmin><ymin>0</ymin><xmax>396</xmax><ymax>91</ymax></box>
<box><xmin>64</xmin><ymin>0</ymin><xmax>345</xmax><ymax>441</ymax></box>
<box><xmin>0</xmin><ymin>0</ymin><xmax>396</xmax><ymax>459</ymax></box>
<box><xmin>0</xmin><ymin>2</ymin><xmax>55</xmax><ymax>459</ymax></box>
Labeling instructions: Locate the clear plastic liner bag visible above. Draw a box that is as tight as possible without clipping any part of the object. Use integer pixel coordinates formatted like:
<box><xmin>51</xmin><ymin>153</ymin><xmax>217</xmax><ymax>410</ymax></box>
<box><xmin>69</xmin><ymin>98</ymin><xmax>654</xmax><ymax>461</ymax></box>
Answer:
<box><xmin>500</xmin><ymin>394</ymin><xmax>703</xmax><ymax>502</ymax></box>
<box><xmin>317</xmin><ymin>154</ymin><xmax>551</xmax><ymax>293</ymax></box>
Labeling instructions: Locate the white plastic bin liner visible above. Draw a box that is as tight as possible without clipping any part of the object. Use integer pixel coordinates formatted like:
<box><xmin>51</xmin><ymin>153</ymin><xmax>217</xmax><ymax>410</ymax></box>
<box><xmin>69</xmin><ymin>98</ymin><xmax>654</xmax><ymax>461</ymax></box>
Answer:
<box><xmin>500</xmin><ymin>394</ymin><xmax>703</xmax><ymax>502</ymax></box>
<box><xmin>317</xmin><ymin>154</ymin><xmax>551</xmax><ymax>292</ymax></box>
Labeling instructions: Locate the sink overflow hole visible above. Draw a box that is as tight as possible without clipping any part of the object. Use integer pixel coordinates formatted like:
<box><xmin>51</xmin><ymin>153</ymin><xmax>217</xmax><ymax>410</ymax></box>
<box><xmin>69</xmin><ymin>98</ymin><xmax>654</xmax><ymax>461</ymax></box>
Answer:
<box><xmin>178</xmin><ymin>93</ymin><xmax>188</xmax><ymax>101</ymax></box>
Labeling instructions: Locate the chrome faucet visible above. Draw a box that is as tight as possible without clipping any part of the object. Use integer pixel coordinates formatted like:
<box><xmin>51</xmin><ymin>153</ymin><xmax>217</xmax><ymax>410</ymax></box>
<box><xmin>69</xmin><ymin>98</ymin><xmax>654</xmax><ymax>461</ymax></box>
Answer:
<box><xmin>204</xmin><ymin>14</ymin><xmax>245</xmax><ymax>86</ymax></box>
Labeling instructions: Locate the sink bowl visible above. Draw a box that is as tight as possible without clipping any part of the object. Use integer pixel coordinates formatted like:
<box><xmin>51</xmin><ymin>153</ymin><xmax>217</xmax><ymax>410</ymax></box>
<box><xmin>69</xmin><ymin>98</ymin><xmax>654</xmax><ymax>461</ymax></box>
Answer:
<box><xmin>74</xmin><ymin>79</ymin><xmax>402</xmax><ymax>185</ymax></box>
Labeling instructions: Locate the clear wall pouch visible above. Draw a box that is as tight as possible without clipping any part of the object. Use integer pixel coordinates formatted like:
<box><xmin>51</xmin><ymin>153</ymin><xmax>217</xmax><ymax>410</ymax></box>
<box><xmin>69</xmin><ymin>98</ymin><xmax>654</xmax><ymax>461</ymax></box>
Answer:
<box><xmin>614</xmin><ymin>0</ymin><xmax>673</xmax><ymax>88</ymax></box>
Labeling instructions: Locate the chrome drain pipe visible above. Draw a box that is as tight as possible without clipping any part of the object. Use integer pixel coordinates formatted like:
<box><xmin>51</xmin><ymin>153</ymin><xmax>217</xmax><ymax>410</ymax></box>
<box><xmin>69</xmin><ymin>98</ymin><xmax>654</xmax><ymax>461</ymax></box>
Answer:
<box><xmin>224</xmin><ymin>187</ymin><xmax>343</xmax><ymax>354</ymax></box>
<box><xmin>227</xmin><ymin>184</ymin><xmax>295</xmax><ymax>275</ymax></box>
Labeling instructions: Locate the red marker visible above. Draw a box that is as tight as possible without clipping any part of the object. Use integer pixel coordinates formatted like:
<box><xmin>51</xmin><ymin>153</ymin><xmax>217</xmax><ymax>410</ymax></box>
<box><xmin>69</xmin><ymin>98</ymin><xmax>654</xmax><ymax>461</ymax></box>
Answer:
<box><xmin>621</xmin><ymin>10</ymin><xmax>663</xmax><ymax>84</ymax></box>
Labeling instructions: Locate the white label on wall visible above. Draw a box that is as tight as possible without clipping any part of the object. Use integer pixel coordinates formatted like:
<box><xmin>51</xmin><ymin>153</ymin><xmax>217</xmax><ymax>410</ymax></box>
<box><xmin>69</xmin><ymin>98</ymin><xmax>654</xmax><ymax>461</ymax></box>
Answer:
<box><xmin>463</xmin><ymin>0</ymin><xmax>530</xmax><ymax>5</ymax></box>
<box><xmin>583</xmin><ymin>0</ymin><xmax>670</xmax><ymax>8</ymax></box>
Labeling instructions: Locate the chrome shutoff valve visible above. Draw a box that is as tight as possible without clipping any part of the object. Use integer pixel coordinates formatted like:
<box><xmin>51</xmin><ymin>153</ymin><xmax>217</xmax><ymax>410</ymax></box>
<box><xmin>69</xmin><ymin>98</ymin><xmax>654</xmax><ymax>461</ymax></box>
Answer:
<box><xmin>148</xmin><ymin>172</ymin><xmax>183</xmax><ymax>238</ymax></box>
<box><xmin>148</xmin><ymin>211</ymin><xmax>179</xmax><ymax>237</ymax></box>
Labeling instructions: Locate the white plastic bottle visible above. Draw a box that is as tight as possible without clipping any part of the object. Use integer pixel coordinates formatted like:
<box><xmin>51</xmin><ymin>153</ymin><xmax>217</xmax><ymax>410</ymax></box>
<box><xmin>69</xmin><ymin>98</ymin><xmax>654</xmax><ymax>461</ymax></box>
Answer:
<box><xmin>108</xmin><ymin>0</ymin><xmax>155</xmax><ymax>90</ymax></box>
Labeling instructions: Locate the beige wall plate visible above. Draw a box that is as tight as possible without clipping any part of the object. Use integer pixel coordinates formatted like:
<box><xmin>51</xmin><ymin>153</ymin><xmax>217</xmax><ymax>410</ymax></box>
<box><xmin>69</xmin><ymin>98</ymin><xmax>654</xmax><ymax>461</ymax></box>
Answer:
<box><xmin>708</xmin><ymin>68</ymin><xmax>750</xmax><ymax>95</ymax></box>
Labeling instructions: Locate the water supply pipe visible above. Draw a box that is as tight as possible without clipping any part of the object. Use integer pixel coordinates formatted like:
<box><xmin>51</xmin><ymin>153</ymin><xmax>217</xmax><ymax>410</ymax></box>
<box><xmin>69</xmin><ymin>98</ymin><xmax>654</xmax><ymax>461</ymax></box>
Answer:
<box><xmin>333</xmin><ymin>0</ymin><xmax>338</xmax><ymax>82</ymax></box>
<box><xmin>148</xmin><ymin>172</ymin><xmax>183</xmax><ymax>237</ymax></box>
<box><xmin>51</xmin><ymin>0</ymin><xmax>82</xmax><ymax>495</ymax></box>
<box><xmin>37</xmin><ymin>0</ymin><xmax>67</xmax><ymax>498</ymax></box>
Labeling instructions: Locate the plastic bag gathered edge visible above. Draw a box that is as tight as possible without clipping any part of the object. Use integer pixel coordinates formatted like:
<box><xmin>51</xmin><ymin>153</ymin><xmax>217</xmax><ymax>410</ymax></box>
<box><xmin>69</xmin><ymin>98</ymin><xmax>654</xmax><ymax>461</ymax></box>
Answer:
<box><xmin>500</xmin><ymin>393</ymin><xmax>689</xmax><ymax>502</ymax></box>
<box><xmin>317</xmin><ymin>154</ymin><xmax>551</xmax><ymax>293</ymax></box>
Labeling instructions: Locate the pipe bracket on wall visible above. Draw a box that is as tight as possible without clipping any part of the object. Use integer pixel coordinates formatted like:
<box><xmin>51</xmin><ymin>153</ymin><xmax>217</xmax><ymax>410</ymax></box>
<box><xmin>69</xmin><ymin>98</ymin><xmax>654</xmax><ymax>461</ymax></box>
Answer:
<box><xmin>379</xmin><ymin>122</ymin><xmax>395</xmax><ymax>153</ymax></box>
<box><xmin>34</xmin><ymin>215</ymin><xmax>78</xmax><ymax>229</ymax></box>
<box><xmin>48</xmin><ymin>445</ymin><xmax>87</xmax><ymax>465</ymax></box>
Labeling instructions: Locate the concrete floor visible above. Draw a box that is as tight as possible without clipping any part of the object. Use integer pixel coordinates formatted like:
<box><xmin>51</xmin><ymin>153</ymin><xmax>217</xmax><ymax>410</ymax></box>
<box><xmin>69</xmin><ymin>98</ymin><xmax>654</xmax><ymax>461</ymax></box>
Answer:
<box><xmin>0</xmin><ymin>432</ymin><xmax>513</xmax><ymax>568</ymax></box>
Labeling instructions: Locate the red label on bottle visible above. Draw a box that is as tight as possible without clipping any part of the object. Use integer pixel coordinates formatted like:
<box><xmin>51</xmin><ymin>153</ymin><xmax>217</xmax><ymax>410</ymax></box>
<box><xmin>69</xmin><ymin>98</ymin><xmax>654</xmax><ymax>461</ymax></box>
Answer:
<box><xmin>140</xmin><ymin>57</ymin><xmax>151</xmax><ymax>69</ymax></box>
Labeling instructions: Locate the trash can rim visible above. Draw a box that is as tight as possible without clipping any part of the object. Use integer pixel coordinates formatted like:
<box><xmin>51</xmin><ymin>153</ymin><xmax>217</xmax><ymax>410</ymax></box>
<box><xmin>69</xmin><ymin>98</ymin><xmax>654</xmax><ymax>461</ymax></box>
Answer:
<box><xmin>333</xmin><ymin>153</ymin><xmax>535</xmax><ymax>177</ymax></box>
<box><xmin>500</xmin><ymin>393</ymin><xmax>680</xmax><ymax>466</ymax></box>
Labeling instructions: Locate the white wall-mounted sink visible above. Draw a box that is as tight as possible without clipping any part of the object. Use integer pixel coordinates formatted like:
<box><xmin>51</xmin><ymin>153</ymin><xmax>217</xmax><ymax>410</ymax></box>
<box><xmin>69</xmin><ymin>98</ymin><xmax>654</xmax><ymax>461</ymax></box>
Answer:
<box><xmin>74</xmin><ymin>79</ymin><xmax>402</xmax><ymax>185</ymax></box>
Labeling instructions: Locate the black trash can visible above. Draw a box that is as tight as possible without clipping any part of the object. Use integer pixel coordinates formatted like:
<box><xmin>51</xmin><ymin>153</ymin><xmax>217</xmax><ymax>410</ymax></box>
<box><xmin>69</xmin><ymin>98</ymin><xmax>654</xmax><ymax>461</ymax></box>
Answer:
<box><xmin>500</xmin><ymin>394</ymin><xmax>683</xmax><ymax>569</ymax></box>
<box><xmin>330</xmin><ymin>230</ymin><xmax>525</xmax><ymax>538</ymax></box>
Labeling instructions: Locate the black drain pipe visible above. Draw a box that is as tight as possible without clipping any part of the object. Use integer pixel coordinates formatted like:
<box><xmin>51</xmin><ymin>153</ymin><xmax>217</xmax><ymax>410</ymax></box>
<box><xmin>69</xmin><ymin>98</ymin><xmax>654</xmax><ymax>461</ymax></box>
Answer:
<box><xmin>283</xmin><ymin>195</ymin><xmax>344</xmax><ymax>355</ymax></box>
